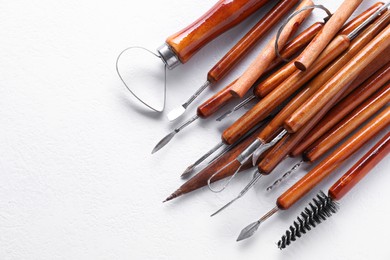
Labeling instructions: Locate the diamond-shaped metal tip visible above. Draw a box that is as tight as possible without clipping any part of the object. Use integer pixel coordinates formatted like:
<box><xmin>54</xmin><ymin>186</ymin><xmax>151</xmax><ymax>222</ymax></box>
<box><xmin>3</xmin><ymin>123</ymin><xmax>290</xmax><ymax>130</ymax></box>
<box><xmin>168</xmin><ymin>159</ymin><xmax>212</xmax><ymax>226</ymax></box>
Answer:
<box><xmin>167</xmin><ymin>106</ymin><xmax>186</xmax><ymax>121</ymax></box>
<box><xmin>152</xmin><ymin>131</ymin><xmax>176</xmax><ymax>154</ymax></box>
<box><xmin>237</xmin><ymin>221</ymin><xmax>261</xmax><ymax>242</ymax></box>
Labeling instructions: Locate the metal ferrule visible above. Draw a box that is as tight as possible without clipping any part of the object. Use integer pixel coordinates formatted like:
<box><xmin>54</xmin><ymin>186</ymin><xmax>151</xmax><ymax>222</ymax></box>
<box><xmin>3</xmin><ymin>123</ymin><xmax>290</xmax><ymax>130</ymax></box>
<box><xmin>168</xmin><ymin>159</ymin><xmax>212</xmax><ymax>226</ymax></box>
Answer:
<box><xmin>157</xmin><ymin>43</ymin><xmax>181</xmax><ymax>70</ymax></box>
<box><xmin>237</xmin><ymin>139</ymin><xmax>261</xmax><ymax>164</ymax></box>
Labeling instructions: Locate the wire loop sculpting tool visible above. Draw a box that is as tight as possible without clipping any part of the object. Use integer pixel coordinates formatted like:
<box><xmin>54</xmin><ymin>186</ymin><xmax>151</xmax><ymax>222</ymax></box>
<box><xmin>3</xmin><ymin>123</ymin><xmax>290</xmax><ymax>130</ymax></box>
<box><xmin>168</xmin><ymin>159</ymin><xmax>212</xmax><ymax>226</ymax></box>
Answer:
<box><xmin>167</xmin><ymin>0</ymin><xmax>300</xmax><ymax>121</ymax></box>
<box><xmin>117</xmin><ymin>0</ymin><xmax>271</xmax><ymax>112</ymax></box>
<box><xmin>277</xmin><ymin>132</ymin><xmax>390</xmax><ymax>249</ymax></box>
<box><xmin>237</xmin><ymin>107</ymin><xmax>390</xmax><ymax>242</ymax></box>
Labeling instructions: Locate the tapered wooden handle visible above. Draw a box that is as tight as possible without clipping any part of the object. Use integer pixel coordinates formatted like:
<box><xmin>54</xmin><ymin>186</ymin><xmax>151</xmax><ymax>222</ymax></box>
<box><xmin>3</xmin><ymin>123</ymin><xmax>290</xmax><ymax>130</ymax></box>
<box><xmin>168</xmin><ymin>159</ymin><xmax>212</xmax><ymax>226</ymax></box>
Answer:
<box><xmin>208</xmin><ymin>0</ymin><xmax>299</xmax><ymax>84</ymax></box>
<box><xmin>293</xmin><ymin>61</ymin><xmax>390</xmax><ymax>156</ymax></box>
<box><xmin>254</xmin><ymin>4</ymin><xmax>388</xmax><ymax>98</ymax></box>
<box><xmin>277</xmin><ymin>107</ymin><xmax>390</xmax><ymax>210</ymax></box>
<box><xmin>264</xmin><ymin>22</ymin><xmax>324</xmax><ymax>78</ymax></box>
<box><xmin>228</xmin><ymin>0</ymin><xmax>313</xmax><ymax>98</ymax></box>
<box><xmin>285</xmin><ymin>24</ymin><xmax>390</xmax><ymax>133</ymax></box>
<box><xmin>166</xmin><ymin>0</ymin><xmax>270</xmax><ymax>64</ymax></box>
<box><xmin>294</xmin><ymin>0</ymin><xmax>364</xmax><ymax>71</ymax></box>
<box><xmin>329</xmin><ymin>131</ymin><xmax>390</xmax><ymax>201</ymax></box>
<box><xmin>223</xmin><ymin>35</ymin><xmax>350</xmax><ymax>145</ymax></box>
<box><xmin>257</xmin><ymin>47</ymin><xmax>390</xmax><ymax>174</ymax></box>
<box><xmin>304</xmin><ymin>84</ymin><xmax>390</xmax><ymax>163</ymax></box>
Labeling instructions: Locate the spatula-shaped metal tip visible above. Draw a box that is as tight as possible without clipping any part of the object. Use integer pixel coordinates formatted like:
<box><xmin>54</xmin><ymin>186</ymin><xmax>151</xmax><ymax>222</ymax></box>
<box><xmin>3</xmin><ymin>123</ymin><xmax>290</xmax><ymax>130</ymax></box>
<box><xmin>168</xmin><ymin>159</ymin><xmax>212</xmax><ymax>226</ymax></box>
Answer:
<box><xmin>216</xmin><ymin>110</ymin><xmax>233</xmax><ymax>122</ymax></box>
<box><xmin>152</xmin><ymin>131</ymin><xmax>177</xmax><ymax>154</ymax></box>
<box><xmin>167</xmin><ymin>106</ymin><xmax>186</xmax><ymax>121</ymax></box>
<box><xmin>237</xmin><ymin>221</ymin><xmax>261</xmax><ymax>242</ymax></box>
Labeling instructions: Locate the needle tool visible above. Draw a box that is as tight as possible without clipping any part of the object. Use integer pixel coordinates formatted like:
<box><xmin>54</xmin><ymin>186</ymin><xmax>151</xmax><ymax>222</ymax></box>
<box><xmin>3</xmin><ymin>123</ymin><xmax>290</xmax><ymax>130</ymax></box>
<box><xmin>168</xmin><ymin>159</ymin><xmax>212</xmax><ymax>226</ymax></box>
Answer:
<box><xmin>117</xmin><ymin>0</ymin><xmax>271</xmax><ymax>112</ymax></box>
<box><xmin>237</xmin><ymin>107</ymin><xmax>390</xmax><ymax>242</ymax></box>
<box><xmin>167</xmin><ymin>0</ymin><xmax>300</xmax><ymax>121</ymax></box>
<box><xmin>212</xmin><ymin>32</ymin><xmax>390</xmax><ymax>216</ymax></box>
<box><xmin>217</xmin><ymin>2</ymin><xmax>386</xmax><ymax>121</ymax></box>
<box><xmin>267</xmin><ymin>62</ymin><xmax>390</xmax><ymax>190</ymax></box>
<box><xmin>152</xmin><ymin>1</ymin><xmax>314</xmax><ymax>153</ymax></box>
<box><xmin>277</xmin><ymin>132</ymin><xmax>390</xmax><ymax>249</ymax></box>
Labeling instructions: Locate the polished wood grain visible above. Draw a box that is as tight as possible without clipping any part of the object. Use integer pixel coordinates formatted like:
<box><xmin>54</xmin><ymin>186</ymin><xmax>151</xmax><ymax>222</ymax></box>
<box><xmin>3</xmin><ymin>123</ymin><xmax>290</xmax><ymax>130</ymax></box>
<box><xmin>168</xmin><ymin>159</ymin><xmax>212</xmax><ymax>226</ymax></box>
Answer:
<box><xmin>329</xmin><ymin>132</ymin><xmax>390</xmax><ymax>201</ymax></box>
<box><xmin>223</xmin><ymin>35</ymin><xmax>351</xmax><ymax>145</ymax></box>
<box><xmin>294</xmin><ymin>0</ymin><xmax>364</xmax><ymax>71</ymax></box>
<box><xmin>277</xmin><ymin>107</ymin><xmax>390</xmax><ymax>210</ymax></box>
<box><xmin>166</xmin><ymin>0</ymin><xmax>270</xmax><ymax>63</ymax></box>
<box><xmin>257</xmin><ymin>47</ymin><xmax>390</xmax><ymax>175</ymax></box>
<box><xmin>197</xmin><ymin>20</ymin><xmax>322</xmax><ymax>118</ymax></box>
<box><xmin>304</xmin><ymin>84</ymin><xmax>390</xmax><ymax>162</ymax></box>
<box><xmin>285</xmin><ymin>24</ymin><xmax>390</xmax><ymax>133</ymax></box>
<box><xmin>207</xmin><ymin>0</ymin><xmax>299</xmax><ymax>84</ymax></box>
<box><xmin>228</xmin><ymin>0</ymin><xmax>313</xmax><ymax>98</ymax></box>
<box><xmin>254</xmin><ymin>3</ymin><xmax>386</xmax><ymax>98</ymax></box>
<box><xmin>292</xmin><ymin>62</ymin><xmax>390</xmax><ymax>156</ymax></box>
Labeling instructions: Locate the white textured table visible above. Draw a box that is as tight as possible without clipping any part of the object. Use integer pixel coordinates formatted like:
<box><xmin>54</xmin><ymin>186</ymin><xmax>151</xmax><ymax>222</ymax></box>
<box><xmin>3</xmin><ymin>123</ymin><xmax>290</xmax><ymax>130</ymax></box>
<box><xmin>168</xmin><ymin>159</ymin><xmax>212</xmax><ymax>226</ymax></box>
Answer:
<box><xmin>0</xmin><ymin>1</ymin><xmax>389</xmax><ymax>259</ymax></box>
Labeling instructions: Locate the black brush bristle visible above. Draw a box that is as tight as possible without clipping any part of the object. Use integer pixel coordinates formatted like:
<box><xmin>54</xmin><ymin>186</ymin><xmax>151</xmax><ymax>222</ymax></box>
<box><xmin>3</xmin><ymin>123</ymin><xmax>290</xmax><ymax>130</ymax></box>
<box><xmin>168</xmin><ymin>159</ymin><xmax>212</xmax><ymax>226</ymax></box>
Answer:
<box><xmin>277</xmin><ymin>191</ymin><xmax>339</xmax><ymax>249</ymax></box>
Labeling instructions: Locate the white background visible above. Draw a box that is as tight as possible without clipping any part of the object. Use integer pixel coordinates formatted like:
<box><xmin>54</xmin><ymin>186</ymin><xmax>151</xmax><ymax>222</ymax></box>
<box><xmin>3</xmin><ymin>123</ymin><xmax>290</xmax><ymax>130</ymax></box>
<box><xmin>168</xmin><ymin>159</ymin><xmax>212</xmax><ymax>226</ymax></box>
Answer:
<box><xmin>0</xmin><ymin>0</ymin><xmax>389</xmax><ymax>259</ymax></box>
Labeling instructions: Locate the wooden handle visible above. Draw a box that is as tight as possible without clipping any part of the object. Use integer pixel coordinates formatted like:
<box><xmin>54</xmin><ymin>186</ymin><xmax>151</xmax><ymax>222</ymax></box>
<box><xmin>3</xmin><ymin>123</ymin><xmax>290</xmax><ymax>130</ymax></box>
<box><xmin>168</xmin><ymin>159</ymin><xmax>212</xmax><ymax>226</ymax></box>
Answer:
<box><xmin>294</xmin><ymin>0</ymin><xmax>364</xmax><ymax>71</ymax></box>
<box><xmin>329</xmin><ymin>131</ymin><xmax>390</xmax><ymax>201</ymax></box>
<box><xmin>277</xmin><ymin>107</ymin><xmax>390</xmax><ymax>210</ymax></box>
<box><xmin>223</xmin><ymin>34</ymin><xmax>350</xmax><ymax>145</ymax></box>
<box><xmin>197</xmin><ymin>79</ymin><xmax>236</xmax><ymax>118</ymax></box>
<box><xmin>257</xmin><ymin>48</ymin><xmax>390</xmax><ymax>174</ymax></box>
<box><xmin>228</xmin><ymin>0</ymin><xmax>313</xmax><ymax>98</ymax></box>
<box><xmin>255</xmin><ymin>4</ymin><xmax>388</xmax><ymax>98</ymax></box>
<box><xmin>166</xmin><ymin>0</ymin><xmax>270</xmax><ymax>63</ymax></box>
<box><xmin>293</xmin><ymin>61</ymin><xmax>390</xmax><ymax>156</ymax></box>
<box><xmin>338</xmin><ymin>2</ymin><xmax>386</xmax><ymax>35</ymax></box>
<box><xmin>207</xmin><ymin>0</ymin><xmax>299</xmax><ymax>83</ymax></box>
<box><xmin>265</xmin><ymin>22</ymin><xmax>324</xmax><ymax>75</ymax></box>
<box><xmin>304</xmin><ymin>84</ymin><xmax>390</xmax><ymax>163</ymax></box>
<box><xmin>285</xmin><ymin>24</ymin><xmax>390</xmax><ymax>133</ymax></box>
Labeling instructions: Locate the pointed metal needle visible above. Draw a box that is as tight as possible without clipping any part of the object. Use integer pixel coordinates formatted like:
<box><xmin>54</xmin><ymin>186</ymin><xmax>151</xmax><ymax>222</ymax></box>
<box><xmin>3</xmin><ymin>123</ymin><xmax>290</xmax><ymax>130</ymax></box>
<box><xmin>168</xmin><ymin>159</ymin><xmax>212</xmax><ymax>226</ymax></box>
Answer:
<box><xmin>266</xmin><ymin>159</ymin><xmax>304</xmax><ymax>191</ymax></box>
<box><xmin>167</xmin><ymin>80</ymin><xmax>211</xmax><ymax>121</ymax></box>
<box><xmin>152</xmin><ymin>115</ymin><xmax>199</xmax><ymax>154</ymax></box>
<box><xmin>237</xmin><ymin>206</ymin><xmax>279</xmax><ymax>241</ymax></box>
<box><xmin>181</xmin><ymin>141</ymin><xmax>225</xmax><ymax>178</ymax></box>
<box><xmin>211</xmin><ymin>170</ymin><xmax>263</xmax><ymax>217</ymax></box>
<box><xmin>216</xmin><ymin>95</ymin><xmax>256</xmax><ymax>122</ymax></box>
<box><xmin>252</xmin><ymin>129</ymin><xmax>288</xmax><ymax>166</ymax></box>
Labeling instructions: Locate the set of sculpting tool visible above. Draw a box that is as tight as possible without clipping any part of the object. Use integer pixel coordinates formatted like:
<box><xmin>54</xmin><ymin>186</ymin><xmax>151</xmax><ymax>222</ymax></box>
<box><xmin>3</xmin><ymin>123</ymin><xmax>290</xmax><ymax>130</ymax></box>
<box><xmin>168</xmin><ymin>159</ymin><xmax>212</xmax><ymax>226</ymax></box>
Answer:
<box><xmin>120</xmin><ymin>0</ymin><xmax>390</xmax><ymax>249</ymax></box>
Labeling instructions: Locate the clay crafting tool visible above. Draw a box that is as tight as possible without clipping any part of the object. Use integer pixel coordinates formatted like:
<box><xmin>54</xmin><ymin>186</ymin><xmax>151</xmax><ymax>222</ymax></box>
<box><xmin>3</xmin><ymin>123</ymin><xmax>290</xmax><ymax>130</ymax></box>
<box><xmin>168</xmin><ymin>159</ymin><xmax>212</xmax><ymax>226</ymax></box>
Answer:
<box><xmin>211</xmin><ymin>44</ymin><xmax>390</xmax><ymax>216</ymax></box>
<box><xmin>236</xmin><ymin>107</ymin><xmax>390</xmax><ymax>241</ymax></box>
<box><xmin>268</xmin><ymin>62</ymin><xmax>390</xmax><ymax>190</ymax></box>
<box><xmin>277</xmin><ymin>131</ymin><xmax>390</xmax><ymax>249</ymax></box>
<box><xmin>152</xmin><ymin>1</ymin><xmax>314</xmax><ymax>154</ymax></box>
<box><xmin>117</xmin><ymin>0</ymin><xmax>271</xmax><ymax>112</ymax></box>
<box><xmin>167</xmin><ymin>0</ymin><xmax>299</xmax><ymax>121</ymax></box>
<box><xmin>294</xmin><ymin>0</ymin><xmax>364</xmax><ymax>71</ymax></box>
<box><xmin>217</xmin><ymin>2</ymin><xmax>387</xmax><ymax>121</ymax></box>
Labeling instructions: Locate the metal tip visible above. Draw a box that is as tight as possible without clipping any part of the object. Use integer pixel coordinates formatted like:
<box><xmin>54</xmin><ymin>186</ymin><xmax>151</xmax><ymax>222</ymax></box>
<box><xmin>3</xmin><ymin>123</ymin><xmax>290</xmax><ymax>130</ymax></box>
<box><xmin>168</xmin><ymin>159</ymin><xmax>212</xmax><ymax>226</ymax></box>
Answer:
<box><xmin>163</xmin><ymin>191</ymin><xmax>178</xmax><ymax>203</ymax></box>
<box><xmin>167</xmin><ymin>106</ymin><xmax>186</xmax><ymax>121</ymax></box>
<box><xmin>216</xmin><ymin>110</ymin><xmax>233</xmax><ymax>122</ymax></box>
<box><xmin>152</xmin><ymin>131</ymin><xmax>176</xmax><ymax>154</ymax></box>
<box><xmin>237</xmin><ymin>221</ymin><xmax>261</xmax><ymax>242</ymax></box>
<box><xmin>181</xmin><ymin>164</ymin><xmax>195</xmax><ymax>178</ymax></box>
